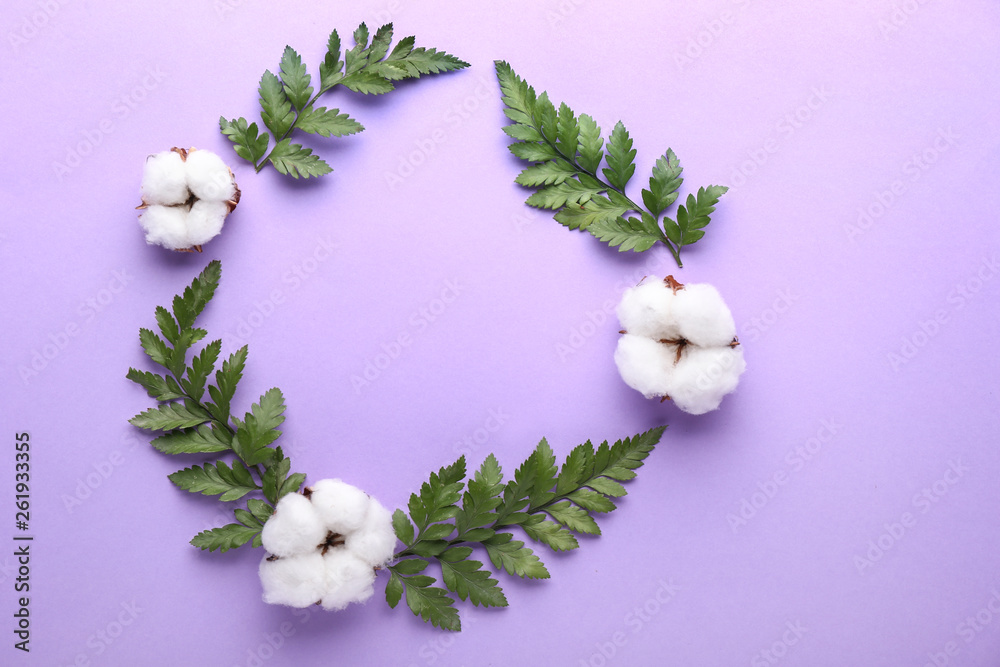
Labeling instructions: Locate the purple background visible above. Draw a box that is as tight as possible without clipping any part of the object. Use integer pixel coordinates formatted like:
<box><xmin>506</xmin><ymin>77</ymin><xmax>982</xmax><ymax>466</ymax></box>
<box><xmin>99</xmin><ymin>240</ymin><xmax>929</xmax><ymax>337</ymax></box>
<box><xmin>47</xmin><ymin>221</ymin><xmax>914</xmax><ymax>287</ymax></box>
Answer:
<box><xmin>2</xmin><ymin>0</ymin><xmax>1000</xmax><ymax>665</ymax></box>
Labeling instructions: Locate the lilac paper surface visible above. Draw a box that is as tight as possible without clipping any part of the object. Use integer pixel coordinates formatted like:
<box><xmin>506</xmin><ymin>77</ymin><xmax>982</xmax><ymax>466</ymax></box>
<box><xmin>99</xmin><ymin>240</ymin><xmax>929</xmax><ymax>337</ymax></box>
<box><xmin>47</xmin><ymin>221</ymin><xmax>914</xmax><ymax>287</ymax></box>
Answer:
<box><xmin>2</xmin><ymin>0</ymin><xmax>1000</xmax><ymax>665</ymax></box>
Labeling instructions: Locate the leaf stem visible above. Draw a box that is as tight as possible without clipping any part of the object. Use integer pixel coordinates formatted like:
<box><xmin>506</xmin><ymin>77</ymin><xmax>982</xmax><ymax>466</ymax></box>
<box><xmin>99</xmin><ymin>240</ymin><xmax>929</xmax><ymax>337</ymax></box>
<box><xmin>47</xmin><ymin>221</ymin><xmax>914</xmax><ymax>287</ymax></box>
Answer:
<box><xmin>540</xmin><ymin>134</ymin><xmax>683</xmax><ymax>266</ymax></box>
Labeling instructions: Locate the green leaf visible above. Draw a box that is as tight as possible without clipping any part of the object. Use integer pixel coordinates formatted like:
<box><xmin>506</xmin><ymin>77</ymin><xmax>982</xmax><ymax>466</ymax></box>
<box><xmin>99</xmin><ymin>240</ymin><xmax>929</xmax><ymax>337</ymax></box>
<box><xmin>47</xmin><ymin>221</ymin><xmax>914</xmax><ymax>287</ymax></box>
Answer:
<box><xmin>258</xmin><ymin>70</ymin><xmax>295</xmax><ymax>138</ymax></box>
<box><xmin>155</xmin><ymin>306</ymin><xmax>180</xmax><ymax>345</ymax></box>
<box><xmin>588</xmin><ymin>213</ymin><xmax>665</xmax><ymax>252</ymax></box>
<box><xmin>509</xmin><ymin>141</ymin><xmax>558</xmax><ymax>163</ymax></box>
<box><xmin>552</xmin><ymin>195</ymin><xmax>631</xmax><ymax>231</ymax></box>
<box><xmin>577</xmin><ymin>113</ymin><xmax>604</xmax><ymax>173</ymax></box>
<box><xmin>495</xmin><ymin>60</ymin><xmax>537</xmax><ymax>127</ymax></box>
<box><xmin>191</xmin><ymin>523</ymin><xmax>258</xmax><ymax>552</ymax></box>
<box><xmin>367</xmin><ymin>23</ymin><xmax>394</xmax><ymax>62</ymax></box>
<box><xmin>514</xmin><ymin>159</ymin><xmax>577</xmax><ymax>187</ymax></box>
<box><xmin>126</xmin><ymin>368</ymin><xmax>183</xmax><ymax>401</ymax></box>
<box><xmin>130</xmin><ymin>401</ymin><xmax>211</xmax><ymax>432</ymax></box>
<box><xmin>546</xmin><ymin>501</ymin><xmax>601</xmax><ymax>535</ymax></box>
<box><xmin>318</xmin><ymin>29</ymin><xmax>344</xmax><ymax>92</ymax></box>
<box><xmin>247</xmin><ymin>498</ymin><xmax>274</xmax><ymax>524</ymax></box>
<box><xmin>385</xmin><ymin>571</ymin><xmax>404</xmax><ymax>608</ymax></box>
<box><xmin>296</xmin><ymin>106</ymin><xmax>364</xmax><ymax>138</ymax></box>
<box><xmin>390</xmin><ymin>47</ymin><xmax>469</xmax><ymax>77</ymax></box>
<box><xmin>172</xmin><ymin>260</ymin><xmax>220</xmax><ymax>332</ymax></box>
<box><xmin>169</xmin><ymin>460</ymin><xmax>259</xmax><ymax>502</ymax></box>
<box><xmin>594</xmin><ymin>427</ymin><xmax>663</xmax><ymax>482</ymax></box>
<box><xmin>522</xmin><ymin>518</ymin><xmax>579</xmax><ymax>552</ymax></box>
<box><xmin>232</xmin><ymin>388</ymin><xmax>285</xmax><ymax>466</ymax></box>
<box><xmin>556</xmin><ymin>102</ymin><xmax>579</xmax><ymax>159</ymax></box>
<box><xmin>278</xmin><ymin>473</ymin><xmax>305</xmax><ymax>499</ymax></box>
<box><xmin>675</xmin><ymin>185</ymin><xmax>729</xmax><ymax>247</ymax></box>
<box><xmin>602</xmin><ymin>121</ymin><xmax>637</xmax><ymax>191</ymax></box>
<box><xmin>556</xmin><ymin>443</ymin><xmax>592</xmax><ymax>496</ymax></box>
<box><xmin>503</xmin><ymin>122</ymin><xmax>542</xmax><ymax>142</ymax></box>
<box><xmin>205</xmin><ymin>345</ymin><xmax>246</xmax><ymax>425</ymax></box>
<box><xmin>568</xmin><ymin>489</ymin><xmax>616</xmax><ymax>514</ymax></box>
<box><xmin>278</xmin><ymin>46</ymin><xmax>313</xmax><ymax>111</ymax></box>
<box><xmin>266</xmin><ymin>139</ymin><xmax>333</xmax><ymax>179</ymax></box>
<box><xmin>393</xmin><ymin>509</ymin><xmax>416</xmax><ymax>547</ymax></box>
<box><xmin>392</xmin><ymin>558</ymin><xmax>429</xmax><ymax>575</ymax></box>
<box><xmin>219</xmin><ymin>117</ymin><xmax>270</xmax><ymax>166</ymax></box>
<box><xmin>525</xmin><ymin>176</ymin><xmax>605</xmax><ymax>209</ymax></box>
<box><xmin>641</xmin><ymin>149</ymin><xmax>684</xmax><ymax>217</ymax></box>
<box><xmin>149</xmin><ymin>424</ymin><xmax>232</xmax><ymax>455</ymax></box>
<box><xmin>182</xmin><ymin>339</ymin><xmax>221</xmax><ymax>402</ymax></box>
<box><xmin>386</xmin><ymin>35</ymin><xmax>415</xmax><ymax>61</ymax></box>
<box><xmin>484</xmin><ymin>533</ymin><xmax>549</xmax><ymax>579</ymax></box>
<box><xmin>536</xmin><ymin>93</ymin><xmax>558</xmax><ymax>144</ymax></box>
<box><xmin>260</xmin><ymin>453</ymin><xmax>291</xmax><ymax>505</ymax></box>
<box><xmin>340</xmin><ymin>70</ymin><xmax>395</xmax><ymax>95</ymax></box>
<box><xmin>397</xmin><ymin>575</ymin><xmax>461</xmax><ymax>631</ymax></box>
<box><xmin>441</xmin><ymin>558</ymin><xmax>508</xmax><ymax>608</ymax></box>
<box><xmin>139</xmin><ymin>328</ymin><xmax>171</xmax><ymax>368</ymax></box>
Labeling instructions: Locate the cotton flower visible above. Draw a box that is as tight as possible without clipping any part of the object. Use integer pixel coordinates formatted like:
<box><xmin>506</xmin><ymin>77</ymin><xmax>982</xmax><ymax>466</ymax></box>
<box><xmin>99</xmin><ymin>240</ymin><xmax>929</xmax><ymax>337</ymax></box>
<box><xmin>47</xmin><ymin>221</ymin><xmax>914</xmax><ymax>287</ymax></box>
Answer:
<box><xmin>136</xmin><ymin>147</ymin><xmax>240</xmax><ymax>252</ymax></box>
<box><xmin>258</xmin><ymin>480</ymin><xmax>398</xmax><ymax>611</ymax></box>
<box><xmin>615</xmin><ymin>275</ymin><xmax>745</xmax><ymax>415</ymax></box>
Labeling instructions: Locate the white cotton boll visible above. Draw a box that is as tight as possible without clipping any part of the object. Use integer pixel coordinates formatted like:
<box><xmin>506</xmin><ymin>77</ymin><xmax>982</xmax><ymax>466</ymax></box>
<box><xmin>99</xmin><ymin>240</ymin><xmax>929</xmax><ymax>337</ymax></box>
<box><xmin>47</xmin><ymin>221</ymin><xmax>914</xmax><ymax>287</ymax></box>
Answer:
<box><xmin>616</xmin><ymin>279</ymin><xmax>679</xmax><ymax>340</ymax></box>
<box><xmin>614</xmin><ymin>334</ymin><xmax>675</xmax><ymax>399</ymax></box>
<box><xmin>320</xmin><ymin>550</ymin><xmax>376</xmax><ymax>611</ymax></box>
<box><xmin>185</xmin><ymin>150</ymin><xmax>236</xmax><ymax>201</ymax></box>
<box><xmin>140</xmin><ymin>151</ymin><xmax>189</xmax><ymax>205</ymax></box>
<box><xmin>345</xmin><ymin>498</ymin><xmax>397</xmax><ymax>567</ymax></box>
<box><xmin>309</xmin><ymin>479</ymin><xmax>371</xmax><ymax>534</ymax></box>
<box><xmin>259</xmin><ymin>552</ymin><xmax>327</xmax><ymax>608</ymax></box>
<box><xmin>138</xmin><ymin>205</ymin><xmax>190</xmax><ymax>250</ymax></box>
<box><xmin>261</xmin><ymin>493</ymin><xmax>327</xmax><ymax>558</ymax></box>
<box><xmin>672</xmin><ymin>283</ymin><xmax>737</xmax><ymax>347</ymax></box>
<box><xmin>186</xmin><ymin>200</ymin><xmax>229</xmax><ymax>246</ymax></box>
<box><xmin>667</xmin><ymin>346</ymin><xmax>746</xmax><ymax>415</ymax></box>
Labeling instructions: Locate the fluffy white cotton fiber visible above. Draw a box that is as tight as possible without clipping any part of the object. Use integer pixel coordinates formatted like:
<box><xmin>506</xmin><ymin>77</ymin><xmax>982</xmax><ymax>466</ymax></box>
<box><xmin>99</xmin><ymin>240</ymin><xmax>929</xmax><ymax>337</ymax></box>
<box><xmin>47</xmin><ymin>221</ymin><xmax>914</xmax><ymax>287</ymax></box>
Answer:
<box><xmin>136</xmin><ymin>148</ymin><xmax>239</xmax><ymax>251</ymax></box>
<box><xmin>344</xmin><ymin>499</ymin><xmax>397</xmax><ymax>567</ymax></box>
<box><xmin>185</xmin><ymin>149</ymin><xmax>237</xmax><ymax>201</ymax></box>
<box><xmin>137</xmin><ymin>205</ymin><xmax>189</xmax><ymax>251</ymax></box>
<box><xmin>259</xmin><ymin>552</ymin><xmax>327</xmax><ymax>608</ymax></box>
<box><xmin>615</xmin><ymin>275</ymin><xmax>745</xmax><ymax>414</ymax></box>
<box><xmin>616</xmin><ymin>279</ymin><xmax>679</xmax><ymax>340</ymax></box>
<box><xmin>671</xmin><ymin>283</ymin><xmax>737</xmax><ymax>347</ymax></box>
<box><xmin>321</xmin><ymin>551</ymin><xmax>377</xmax><ymax>611</ymax></box>
<box><xmin>258</xmin><ymin>480</ymin><xmax>397</xmax><ymax>611</ymax></box>
<box><xmin>140</xmin><ymin>151</ymin><xmax>188</xmax><ymax>206</ymax></box>
<box><xmin>261</xmin><ymin>492</ymin><xmax>327</xmax><ymax>558</ymax></box>
<box><xmin>309</xmin><ymin>479</ymin><xmax>371</xmax><ymax>534</ymax></box>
